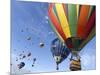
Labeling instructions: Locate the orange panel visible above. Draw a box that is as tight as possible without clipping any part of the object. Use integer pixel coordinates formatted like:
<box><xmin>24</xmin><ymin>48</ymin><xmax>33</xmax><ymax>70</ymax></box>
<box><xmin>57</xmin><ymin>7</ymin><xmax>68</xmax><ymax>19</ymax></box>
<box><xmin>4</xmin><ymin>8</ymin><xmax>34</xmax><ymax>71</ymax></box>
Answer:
<box><xmin>77</xmin><ymin>5</ymin><xmax>90</xmax><ymax>39</ymax></box>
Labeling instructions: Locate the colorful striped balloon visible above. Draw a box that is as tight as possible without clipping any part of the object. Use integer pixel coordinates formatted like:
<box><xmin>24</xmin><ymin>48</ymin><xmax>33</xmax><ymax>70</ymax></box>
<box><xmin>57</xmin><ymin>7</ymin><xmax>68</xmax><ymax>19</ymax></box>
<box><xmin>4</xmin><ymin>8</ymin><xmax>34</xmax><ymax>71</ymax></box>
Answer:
<box><xmin>48</xmin><ymin>3</ymin><xmax>96</xmax><ymax>52</ymax></box>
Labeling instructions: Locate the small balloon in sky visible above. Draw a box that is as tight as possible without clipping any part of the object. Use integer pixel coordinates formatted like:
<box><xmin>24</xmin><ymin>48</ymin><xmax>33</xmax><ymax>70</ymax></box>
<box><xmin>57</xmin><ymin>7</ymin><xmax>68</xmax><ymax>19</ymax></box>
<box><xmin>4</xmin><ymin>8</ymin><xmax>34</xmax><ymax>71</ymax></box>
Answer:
<box><xmin>27</xmin><ymin>52</ymin><xmax>31</xmax><ymax>57</ymax></box>
<box><xmin>39</xmin><ymin>42</ymin><xmax>44</xmax><ymax>47</ymax></box>
<box><xmin>32</xmin><ymin>58</ymin><xmax>36</xmax><ymax>67</ymax></box>
<box><xmin>32</xmin><ymin>64</ymin><xmax>34</xmax><ymax>67</ymax></box>
<box><xmin>33</xmin><ymin>58</ymin><xmax>36</xmax><ymax>62</ymax></box>
<box><xmin>22</xmin><ymin>55</ymin><xmax>26</xmax><ymax>59</ymax></box>
<box><xmin>33</xmin><ymin>58</ymin><xmax>36</xmax><ymax>64</ymax></box>
<box><xmin>18</xmin><ymin>62</ymin><xmax>25</xmax><ymax>69</ymax></box>
<box><xmin>27</xmin><ymin>37</ymin><xmax>31</xmax><ymax>40</ymax></box>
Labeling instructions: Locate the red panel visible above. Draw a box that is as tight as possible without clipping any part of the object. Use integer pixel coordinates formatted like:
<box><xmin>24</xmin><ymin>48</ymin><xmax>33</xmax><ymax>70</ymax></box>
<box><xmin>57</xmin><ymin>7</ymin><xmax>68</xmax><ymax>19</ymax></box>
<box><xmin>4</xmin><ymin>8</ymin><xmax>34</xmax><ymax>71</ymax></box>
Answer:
<box><xmin>48</xmin><ymin>4</ymin><xmax>67</xmax><ymax>41</ymax></box>
<box><xmin>66</xmin><ymin>38</ymin><xmax>73</xmax><ymax>49</ymax></box>
<box><xmin>77</xmin><ymin>5</ymin><xmax>90</xmax><ymax>39</ymax></box>
<box><xmin>84</xmin><ymin>10</ymin><xmax>96</xmax><ymax>39</ymax></box>
<box><xmin>67</xmin><ymin>43</ymin><xmax>73</xmax><ymax>49</ymax></box>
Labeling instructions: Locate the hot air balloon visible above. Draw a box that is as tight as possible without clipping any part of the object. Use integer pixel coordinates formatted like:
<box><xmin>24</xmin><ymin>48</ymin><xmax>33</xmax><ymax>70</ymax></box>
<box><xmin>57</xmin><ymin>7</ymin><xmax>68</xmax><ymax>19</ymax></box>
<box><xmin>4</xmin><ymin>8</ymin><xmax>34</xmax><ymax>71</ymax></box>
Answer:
<box><xmin>51</xmin><ymin>38</ymin><xmax>70</xmax><ymax>70</ymax></box>
<box><xmin>27</xmin><ymin>52</ymin><xmax>31</xmax><ymax>57</ymax></box>
<box><xmin>32</xmin><ymin>58</ymin><xmax>36</xmax><ymax>67</ymax></box>
<box><xmin>48</xmin><ymin>3</ymin><xmax>96</xmax><ymax>71</ymax></box>
<box><xmin>17</xmin><ymin>62</ymin><xmax>25</xmax><ymax>69</ymax></box>
<box><xmin>22</xmin><ymin>55</ymin><xmax>26</xmax><ymax>59</ymax></box>
<box><xmin>39</xmin><ymin>42</ymin><xmax>44</xmax><ymax>47</ymax></box>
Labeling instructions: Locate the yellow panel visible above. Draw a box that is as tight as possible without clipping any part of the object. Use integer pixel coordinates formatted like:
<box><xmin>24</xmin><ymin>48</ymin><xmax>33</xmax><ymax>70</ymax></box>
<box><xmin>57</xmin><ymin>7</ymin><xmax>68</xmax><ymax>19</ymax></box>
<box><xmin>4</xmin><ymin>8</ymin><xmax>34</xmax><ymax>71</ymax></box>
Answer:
<box><xmin>55</xmin><ymin>4</ymin><xmax>71</xmax><ymax>38</ymax></box>
<box><xmin>76</xmin><ymin>4</ymin><xmax>79</xmax><ymax>19</ymax></box>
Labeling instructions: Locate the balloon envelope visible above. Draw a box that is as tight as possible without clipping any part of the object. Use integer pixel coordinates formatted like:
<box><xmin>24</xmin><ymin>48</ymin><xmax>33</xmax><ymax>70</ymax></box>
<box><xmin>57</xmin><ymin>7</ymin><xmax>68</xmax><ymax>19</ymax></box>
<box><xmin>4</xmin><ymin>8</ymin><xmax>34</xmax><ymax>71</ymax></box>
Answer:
<box><xmin>48</xmin><ymin>3</ymin><xmax>96</xmax><ymax>51</ymax></box>
<box><xmin>51</xmin><ymin>38</ymin><xmax>70</xmax><ymax>64</ymax></box>
<box><xmin>18</xmin><ymin>62</ymin><xmax>25</xmax><ymax>69</ymax></box>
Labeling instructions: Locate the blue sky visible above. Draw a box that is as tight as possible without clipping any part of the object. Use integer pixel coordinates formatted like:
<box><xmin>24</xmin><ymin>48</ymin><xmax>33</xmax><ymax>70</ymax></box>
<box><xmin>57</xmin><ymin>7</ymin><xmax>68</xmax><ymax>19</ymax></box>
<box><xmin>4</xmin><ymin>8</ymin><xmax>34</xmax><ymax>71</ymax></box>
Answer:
<box><xmin>11</xmin><ymin>0</ymin><xmax>96</xmax><ymax>74</ymax></box>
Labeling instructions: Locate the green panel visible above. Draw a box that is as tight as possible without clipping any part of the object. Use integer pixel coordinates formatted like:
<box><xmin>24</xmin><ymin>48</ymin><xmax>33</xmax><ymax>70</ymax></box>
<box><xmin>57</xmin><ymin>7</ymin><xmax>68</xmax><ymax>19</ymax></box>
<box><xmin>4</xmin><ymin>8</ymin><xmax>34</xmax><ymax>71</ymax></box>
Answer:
<box><xmin>73</xmin><ymin>39</ymin><xmax>80</xmax><ymax>48</ymax></box>
<box><xmin>68</xmin><ymin>4</ymin><xmax>77</xmax><ymax>37</ymax></box>
<box><xmin>79</xmin><ymin>26</ymin><xmax>95</xmax><ymax>50</ymax></box>
<box><xmin>71</xmin><ymin>38</ymin><xmax>82</xmax><ymax>51</ymax></box>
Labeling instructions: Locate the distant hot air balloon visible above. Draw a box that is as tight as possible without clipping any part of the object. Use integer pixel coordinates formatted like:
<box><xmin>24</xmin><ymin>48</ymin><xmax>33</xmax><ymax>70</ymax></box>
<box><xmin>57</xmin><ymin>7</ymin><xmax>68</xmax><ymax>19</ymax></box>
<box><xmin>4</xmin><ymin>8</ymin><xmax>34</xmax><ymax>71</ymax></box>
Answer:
<box><xmin>22</xmin><ymin>55</ymin><xmax>26</xmax><ymax>59</ymax></box>
<box><xmin>33</xmin><ymin>58</ymin><xmax>36</xmax><ymax>62</ymax></box>
<box><xmin>27</xmin><ymin>37</ymin><xmax>31</xmax><ymax>40</ymax></box>
<box><xmin>51</xmin><ymin>38</ymin><xmax>70</xmax><ymax>70</ymax></box>
<box><xmin>18</xmin><ymin>62</ymin><xmax>25</xmax><ymax>69</ymax></box>
<box><xmin>48</xmin><ymin>3</ymin><xmax>96</xmax><ymax>71</ymax></box>
<box><xmin>27</xmin><ymin>52</ymin><xmax>31</xmax><ymax>57</ymax></box>
<box><xmin>32</xmin><ymin>58</ymin><xmax>36</xmax><ymax>67</ymax></box>
<box><xmin>39</xmin><ymin>42</ymin><xmax>44</xmax><ymax>47</ymax></box>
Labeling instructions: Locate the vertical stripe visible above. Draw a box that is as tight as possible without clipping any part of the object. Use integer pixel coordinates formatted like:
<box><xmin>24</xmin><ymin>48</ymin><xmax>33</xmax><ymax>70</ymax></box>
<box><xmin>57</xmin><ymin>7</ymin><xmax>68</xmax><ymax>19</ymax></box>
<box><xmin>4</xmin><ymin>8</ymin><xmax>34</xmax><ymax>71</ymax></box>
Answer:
<box><xmin>84</xmin><ymin>10</ymin><xmax>96</xmax><ymax>39</ymax></box>
<box><xmin>79</xmin><ymin>27</ymin><xmax>95</xmax><ymax>50</ymax></box>
<box><xmin>55</xmin><ymin>3</ymin><xmax>71</xmax><ymax>38</ymax></box>
<box><xmin>77</xmin><ymin>5</ymin><xmax>90</xmax><ymax>39</ymax></box>
<box><xmin>68</xmin><ymin>4</ymin><xmax>77</xmax><ymax>36</ymax></box>
<box><xmin>76</xmin><ymin>4</ymin><xmax>79</xmax><ymax>19</ymax></box>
